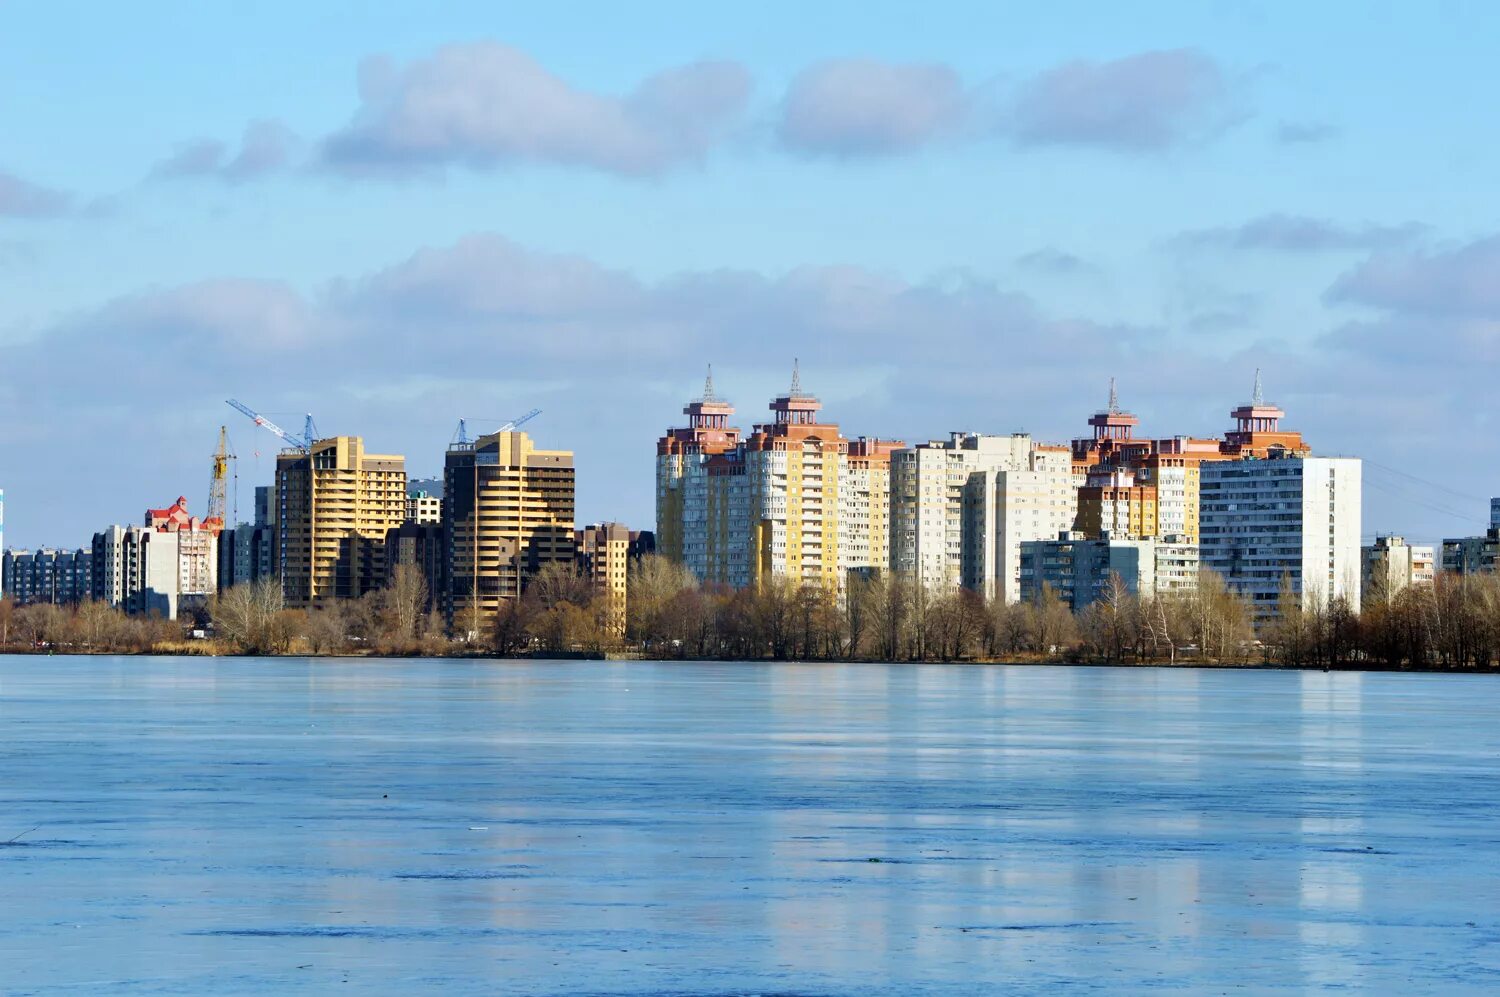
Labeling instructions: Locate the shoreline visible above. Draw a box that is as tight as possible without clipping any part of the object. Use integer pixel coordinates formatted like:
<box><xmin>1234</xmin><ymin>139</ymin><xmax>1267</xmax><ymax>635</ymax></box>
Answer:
<box><xmin>2</xmin><ymin>649</ymin><xmax>1497</xmax><ymax>676</ymax></box>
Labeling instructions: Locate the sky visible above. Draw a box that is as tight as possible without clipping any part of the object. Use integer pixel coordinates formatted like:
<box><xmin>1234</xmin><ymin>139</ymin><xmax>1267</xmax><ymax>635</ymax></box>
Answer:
<box><xmin>3</xmin><ymin>0</ymin><xmax>1499</xmax><ymax>549</ymax></box>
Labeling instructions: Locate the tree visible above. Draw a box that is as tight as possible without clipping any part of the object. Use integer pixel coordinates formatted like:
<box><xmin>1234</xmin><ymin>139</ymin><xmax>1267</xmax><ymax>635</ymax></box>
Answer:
<box><xmin>0</xmin><ymin>596</ymin><xmax>16</xmax><ymax>646</ymax></box>
<box><xmin>1027</xmin><ymin>584</ymin><xmax>1076</xmax><ymax>658</ymax></box>
<box><xmin>213</xmin><ymin>578</ymin><xmax>294</xmax><ymax>654</ymax></box>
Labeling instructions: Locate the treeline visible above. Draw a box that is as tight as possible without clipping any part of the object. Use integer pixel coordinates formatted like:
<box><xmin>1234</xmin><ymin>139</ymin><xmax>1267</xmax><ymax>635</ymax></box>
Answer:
<box><xmin>5</xmin><ymin>556</ymin><xmax>1500</xmax><ymax>670</ymax></box>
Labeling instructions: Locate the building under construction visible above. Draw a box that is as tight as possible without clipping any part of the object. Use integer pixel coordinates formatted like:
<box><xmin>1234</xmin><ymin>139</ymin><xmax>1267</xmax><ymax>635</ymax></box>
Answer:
<box><xmin>443</xmin><ymin>429</ymin><xmax>575</xmax><ymax>632</ymax></box>
<box><xmin>275</xmin><ymin>436</ymin><xmax>407</xmax><ymax>608</ymax></box>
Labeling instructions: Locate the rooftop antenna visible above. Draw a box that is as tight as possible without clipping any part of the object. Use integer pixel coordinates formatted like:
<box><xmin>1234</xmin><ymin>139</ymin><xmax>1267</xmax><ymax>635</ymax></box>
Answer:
<box><xmin>703</xmin><ymin>364</ymin><xmax>716</xmax><ymax>402</ymax></box>
<box><xmin>1253</xmin><ymin>368</ymin><xmax>1264</xmax><ymax>406</ymax></box>
<box><xmin>1108</xmin><ymin>376</ymin><xmax>1119</xmax><ymax>415</ymax></box>
<box><xmin>790</xmin><ymin>357</ymin><xmax>802</xmax><ymax>396</ymax></box>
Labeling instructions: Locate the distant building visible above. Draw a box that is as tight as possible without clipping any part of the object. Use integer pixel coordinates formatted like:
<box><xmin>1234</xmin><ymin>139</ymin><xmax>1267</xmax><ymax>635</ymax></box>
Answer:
<box><xmin>967</xmin><ymin>446</ymin><xmax>1079</xmax><ymax>603</ymax></box>
<box><xmin>217</xmin><ymin>523</ymin><xmax>274</xmax><ymax>592</ymax></box>
<box><xmin>576</xmin><ymin>522</ymin><xmax>631</xmax><ymax>633</ymax></box>
<box><xmin>276</xmin><ymin>436</ymin><xmax>407</xmax><ymax>607</ymax></box>
<box><xmin>1492</xmin><ymin>497</ymin><xmax>1500</xmax><ymax>529</ymax></box>
<box><xmin>1200</xmin><ymin>454</ymin><xmax>1362</xmax><ymax>618</ymax></box>
<box><xmin>890</xmin><ymin>432</ymin><xmax>1050</xmax><ymax>592</ymax></box>
<box><xmin>445</xmin><ymin>429</ymin><xmax>575</xmax><ymax>629</ymax></box>
<box><xmin>1018</xmin><ymin>532</ymin><xmax>1199</xmax><ymax>611</ymax></box>
<box><xmin>0</xmin><ymin>487</ymin><xmax>5</xmax><ymax>599</ymax></box>
<box><xmin>1441</xmin><ymin>527</ymin><xmax>1499</xmax><ymax>576</ymax></box>
<box><xmin>1362</xmin><ymin>535</ymin><xmax>1435</xmax><ymax>603</ymax></box>
<box><xmin>92</xmin><ymin>497</ymin><xmax>219</xmax><ymax>618</ymax></box>
<box><xmin>2</xmin><ymin>548</ymin><xmax>92</xmax><ymax>606</ymax></box>
<box><xmin>657</xmin><ymin>365</ymin><xmax>900</xmax><ymax>593</ymax></box>
<box><xmin>628</xmin><ymin>530</ymin><xmax>657</xmax><ymax>562</ymax></box>
<box><xmin>387</xmin><ymin>521</ymin><xmax>443</xmax><ymax>611</ymax></box>
<box><xmin>406</xmin><ymin>490</ymin><xmax>442</xmax><ymax>525</ymax></box>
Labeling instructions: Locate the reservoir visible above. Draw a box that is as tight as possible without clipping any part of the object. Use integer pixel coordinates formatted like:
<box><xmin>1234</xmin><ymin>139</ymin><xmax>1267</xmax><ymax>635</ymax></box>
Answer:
<box><xmin>2</xmin><ymin>657</ymin><xmax>1497</xmax><ymax>994</ymax></box>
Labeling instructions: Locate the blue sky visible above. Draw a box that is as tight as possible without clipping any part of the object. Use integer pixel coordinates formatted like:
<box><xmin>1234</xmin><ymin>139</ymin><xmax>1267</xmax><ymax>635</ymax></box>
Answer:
<box><xmin>3</xmin><ymin>1</ymin><xmax>1498</xmax><ymax>548</ymax></box>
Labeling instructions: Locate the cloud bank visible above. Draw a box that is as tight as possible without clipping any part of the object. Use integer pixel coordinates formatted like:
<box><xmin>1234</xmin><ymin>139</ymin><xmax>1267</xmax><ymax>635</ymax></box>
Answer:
<box><xmin>321</xmin><ymin>42</ymin><xmax>752</xmax><ymax>176</ymax></box>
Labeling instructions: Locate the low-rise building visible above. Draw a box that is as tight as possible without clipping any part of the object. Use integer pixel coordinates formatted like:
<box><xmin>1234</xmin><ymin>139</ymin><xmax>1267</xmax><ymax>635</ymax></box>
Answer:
<box><xmin>1018</xmin><ymin>531</ymin><xmax>1198</xmax><ymax>611</ymax></box>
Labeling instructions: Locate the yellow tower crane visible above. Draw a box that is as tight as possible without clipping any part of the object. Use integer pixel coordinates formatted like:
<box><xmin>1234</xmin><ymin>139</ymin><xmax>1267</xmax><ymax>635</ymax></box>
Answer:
<box><xmin>206</xmin><ymin>426</ymin><xmax>237</xmax><ymax>532</ymax></box>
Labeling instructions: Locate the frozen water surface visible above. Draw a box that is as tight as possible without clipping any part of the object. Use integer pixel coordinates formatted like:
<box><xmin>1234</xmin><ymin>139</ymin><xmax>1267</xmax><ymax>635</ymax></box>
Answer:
<box><xmin>2</xmin><ymin>657</ymin><xmax>1498</xmax><ymax>995</ymax></box>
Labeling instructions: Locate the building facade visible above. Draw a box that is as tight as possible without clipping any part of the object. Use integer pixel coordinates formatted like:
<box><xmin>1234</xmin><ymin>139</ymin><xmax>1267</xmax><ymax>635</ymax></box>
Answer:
<box><xmin>1441</xmin><ymin>528</ymin><xmax>1499</xmax><ymax>576</ymax></box>
<box><xmin>275</xmin><ymin>436</ymin><xmax>407</xmax><ymax>608</ymax></box>
<box><xmin>1199</xmin><ymin>455</ymin><xmax>1363</xmax><ymax>617</ymax></box>
<box><xmin>1362</xmin><ymin>535</ymin><xmax>1435</xmax><ymax>603</ymax></box>
<box><xmin>2</xmin><ymin>548</ymin><xmax>92</xmax><ymax>606</ymax></box>
<box><xmin>890</xmin><ymin>432</ymin><xmax>1042</xmax><ymax>591</ymax></box>
<box><xmin>576</xmin><ymin>522</ymin><xmax>631</xmax><ymax>634</ymax></box>
<box><xmin>444</xmin><ymin>429</ymin><xmax>575</xmax><ymax>630</ymax></box>
<box><xmin>657</xmin><ymin>366</ymin><xmax>899</xmax><ymax>593</ymax></box>
<box><xmin>1019</xmin><ymin>532</ymin><xmax>1161</xmax><ymax>611</ymax></box>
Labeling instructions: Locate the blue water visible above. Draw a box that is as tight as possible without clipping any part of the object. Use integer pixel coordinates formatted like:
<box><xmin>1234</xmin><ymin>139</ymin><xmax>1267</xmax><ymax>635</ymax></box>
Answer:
<box><xmin>1</xmin><ymin>657</ymin><xmax>1498</xmax><ymax>995</ymax></box>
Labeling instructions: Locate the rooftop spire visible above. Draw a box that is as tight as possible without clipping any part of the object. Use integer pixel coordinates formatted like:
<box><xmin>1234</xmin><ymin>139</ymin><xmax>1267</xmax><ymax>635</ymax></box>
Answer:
<box><xmin>702</xmin><ymin>363</ymin><xmax>716</xmax><ymax>402</ymax></box>
<box><xmin>1108</xmin><ymin>376</ymin><xmax>1119</xmax><ymax>415</ymax></box>
<box><xmin>790</xmin><ymin>357</ymin><xmax>802</xmax><ymax>396</ymax></box>
<box><xmin>1253</xmin><ymin>368</ymin><xmax>1263</xmax><ymax>406</ymax></box>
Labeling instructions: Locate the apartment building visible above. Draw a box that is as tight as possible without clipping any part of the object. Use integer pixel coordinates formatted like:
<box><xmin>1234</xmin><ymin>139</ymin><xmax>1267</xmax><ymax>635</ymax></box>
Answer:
<box><xmin>1199</xmin><ymin>455</ymin><xmax>1363</xmax><ymax>617</ymax></box>
<box><xmin>1362</xmin><ymin>535</ymin><xmax>1435</xmax><ymax>603</ymax></box>
<box><xmin>275</xmin><ymin>436</ymin><xmax>407</xmax><ymax>608</ymax></box>
<box><xmin>444</xmin><ymin>429</ymin><xmax>575</xmax><ymax>629</ymax></box>
<box><xmin>2</xmin><ymin>548</ymin><xmax>91</xmax><ymax>606</ymax></box>
<box><xmin>576</xmin><ymin>522</ymin><xmax>631</xmax><ymax>634</ymax></box>
<box><xmin>658</xmin><ymin>364</ymin><xmax>898</xmax><ymax>592</ymax></box>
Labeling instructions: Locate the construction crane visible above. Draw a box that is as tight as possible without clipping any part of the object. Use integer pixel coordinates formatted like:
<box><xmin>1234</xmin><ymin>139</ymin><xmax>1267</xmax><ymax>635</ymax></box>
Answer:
<box><xmin>451</xmin><ymin>408</ymin><xmax>542</xmax><ymax>446</ymax></box>
<box><xmin>205</xmin><ymin>426</ymin><xmax>237</xmax><ymax>532</ymax></box>
<box><xmin>226</xmin><ymin>399</ymin><xmax>319</xmax><ymax>453</ymax></box>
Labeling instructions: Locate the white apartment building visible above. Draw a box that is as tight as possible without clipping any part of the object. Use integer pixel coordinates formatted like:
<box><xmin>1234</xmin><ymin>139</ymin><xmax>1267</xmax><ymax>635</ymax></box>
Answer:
<box><xmin>965</xmin><ymin>445</ymin><xmax>1079</xmax><ymax>603</ymax></box>
<box><xmin>890</xmin><ymin>433</ymin><xmax>1038</xmax><ymax>591</ymax></box>
<box><xmin>1199</xmin><ymin>456</ymin><xmax>1362</xmax><ymax>617</ymax></box>
<box><xmin>92</xmin><ymin>524</ymin><xmax>218</xmax><ymax>619</ymax></box>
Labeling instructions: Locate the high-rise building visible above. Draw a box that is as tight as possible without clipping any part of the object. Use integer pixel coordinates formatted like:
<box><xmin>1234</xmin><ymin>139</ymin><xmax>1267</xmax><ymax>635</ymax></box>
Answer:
<box><xmin>91</xmin><ymin>497</ymin><xmax>219</xmax><ymax>618</ymax></box>
<box><xmin>656</xmin><ymin>368</ymin><xmax>742</xmax><ymax>570</ymax></box>
<box><xmin>1362</xmin><ymin>535</ymin><xmax>1435</xmax><ymax>603</ymax></box>
<box><xmin>275</xmin><ymin>436</ymin><xmax>407</xmax><ymax>608</ymax></box>
<box><xmin>1200</xmin><ymin>455</ymin><xmax>1362</xmax><ymax>618</ymax></box>
<box><xmin>576</xmin><ymin>522</ymin><xmax>631</xmax><ymax>634</ymax></box>
<box><xmin>890</xmin><ymin>432</ymin><xmax>1039</xmax><ymax>591</ymax></box>
<box><xmin>657</xmin><ymin>364</ymin><xmax>900</xmax><ymax>592</ymax></box>
<box><xmin>0</xmin><ymin>487</ymin><xmax>5</xmax><ymax>599</ymax></box>
<box><xmin>968</xmin><ymin>447</ymin><xmax>1080</xmax><ymax>602</ymax></box>
<box><xmin>1491</xmin><ymin>497</ymin><xmax>1500</xmax><ymax>529</ymax></box>
<box><xmin>2</xmin><ymin>548</ymin><xmax>91</xmax><ymax>606</ymax></box>
<box><xmin>444</xmin><ymin>429</ymin><xmax>575</xmax><ymax>629</ymax></box>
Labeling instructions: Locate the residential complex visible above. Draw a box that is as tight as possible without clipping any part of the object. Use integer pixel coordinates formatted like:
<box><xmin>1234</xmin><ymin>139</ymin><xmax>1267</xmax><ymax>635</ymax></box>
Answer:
<box><xmin>2</xmin><ymin>548</ymin><xmax>92</xmax><ymax>606</ymax></box>
<box><xmin>444</xmin><ymin>429</ymin><xmax>575</xmax><ymax>630</ymax></box>
<box><xmin>91</xmin><ymin>497</ymin><xmax>219</xmax><ymax>619</ymax></box>
<box><xmin>1361</xmin><ymin>535</ymin><xmax>1435</xmax><ymax>603</ymax></box>
<box><xmin>276</xmin><ymin>436</ymin><xmax>407</xmax><ymax>608</ymax></box>
<box><xmin>656</xmin><ymin>365</ymin><xmax>900</xmax><ymax>592</ymax></box>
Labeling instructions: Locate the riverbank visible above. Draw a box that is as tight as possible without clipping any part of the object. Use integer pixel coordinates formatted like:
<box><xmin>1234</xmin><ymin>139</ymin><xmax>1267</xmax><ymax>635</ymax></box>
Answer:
<box><xmin>3</xmin><ymin>647</ymin><xmax>1498</xmax><ymax>675</ymax></box>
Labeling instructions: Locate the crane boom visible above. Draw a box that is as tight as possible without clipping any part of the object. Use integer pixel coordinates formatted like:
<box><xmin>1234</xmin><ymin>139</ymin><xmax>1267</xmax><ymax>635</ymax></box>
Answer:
<box><xmin>497</xmin><ymin>408</ymin><xmax>542</xmax><ymax>433</ymax></box>
<box><xmin>226</xmin><ymin>399</ymin><xmax>313</xmax><ymax>452</ymax></box>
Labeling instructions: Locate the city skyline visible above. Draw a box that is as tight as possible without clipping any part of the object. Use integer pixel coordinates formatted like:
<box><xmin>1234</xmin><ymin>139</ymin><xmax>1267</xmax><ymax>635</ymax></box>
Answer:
<box><xmin>4</xmin><ymin>2</ymin><xmax>1499</xmax><ymax>548</ymax></box>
